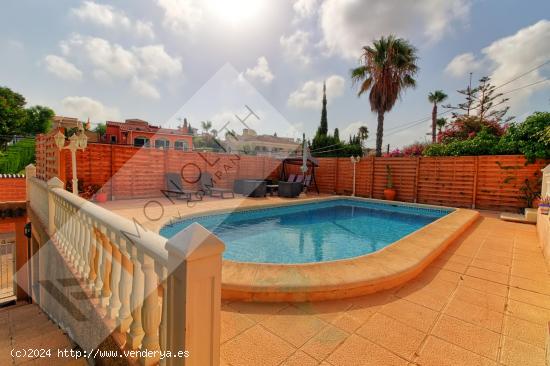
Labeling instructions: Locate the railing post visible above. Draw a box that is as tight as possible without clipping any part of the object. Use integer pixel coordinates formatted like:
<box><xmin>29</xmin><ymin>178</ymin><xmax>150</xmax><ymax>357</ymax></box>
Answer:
<box><xmin>47</xmin><ymin>177</ymin><xmax>64</xmax><ymax>235</ymax></box>
<box><xmin>165</xmin><ymin>223</ymin><xmax>225</xmax><ymax>366</ymax></box>
<box><xmin>25</xmin><ymin>164</ymin><xmax>36</xmax><ymax>201</ymax></box>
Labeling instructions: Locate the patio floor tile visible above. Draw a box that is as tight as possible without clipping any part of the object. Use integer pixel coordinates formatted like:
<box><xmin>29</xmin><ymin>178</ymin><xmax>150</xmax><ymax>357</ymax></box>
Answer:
<box><xmin>325</xmin><ymin>334</ymin><xmax>408</xmax><ymax>366</ymax></box>
<box><xmin>300</xmin><ymin>324</ymin><xmax>349</xmax><ymax>361</ymax></box>
<box><xmin>500</xmin><ymin>336</ymin><xmax>545</xmax><ymax>366</ymax></box>
<box><xmin>379</xmin><ymin>297</ymin><xmax>439</xmax><ymax>333</ymax></box>
<box><xmin>414</xmin><ymin>336</ymin><xmax>497</xmax><ymax>366</ymax></box>
<box><xmin>507</xmin><ymin>287</ymin><xmax>550</xmax><ymax>309</ymax></box>
<box><xmin>506</xmin><ymin>299</ymin><xmax>550</xmax><ymax>325</ymax></box>
<box><xmin>460</xmin><ymin>274</ymin><xmax>509</xmax><ymax>297</ymax></box>
<box><xmin>444</xmin><ymin>297</ymin><xmax>504</xmax><ymax>333</ymax></box>
<box><xmin>356</xmin><ymin>313</ymin><xmax>425</xmax><ymax>361</ymax></box>
<box><xmin>502</xmin><ymin>315</ymin><xmax>546</xmax><ymax>349</ymax></box>
<box><xmin>431</xmin><ymin>314</ymin><xmax>500</xmax><ymax>360</ymax></box>
<box><xmin>220</xmin><ymin>309</ymin><xmax>256</xmax><ymax>343</ymax></box>
<box><xmin>280</xmin><ymin>350</ymin><xmax>319</xmax><ymax>366</ymax></box>
<box><xmin>452</xmin><ymin>285</ymin><xmax>506</xmax><ymax>313</ymax></box>
<box><xmin>220</xmin><ymin>325</ymin><xmax>295</xmax><ymax>366</ymax></box>
<box><xmin>260</xmin><ymin>305</ymin><xmax>328</xmax><ymax>347</ymax></box>
<box><xmin>465</xmin><ymin>267</ymin><xmax>509</xmax><ymax>285</ymax></box>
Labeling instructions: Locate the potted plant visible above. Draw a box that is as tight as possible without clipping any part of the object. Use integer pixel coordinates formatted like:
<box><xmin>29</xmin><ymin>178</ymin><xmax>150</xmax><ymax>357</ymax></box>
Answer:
<box><xmin>94</xmin><ymin>187</ymin><xmax>108</xmax><ymax>203</ymax></box>
<box><xmin>384</xmin><ymin>165</ymin><xmax>396</xmax><ymax>200</ymax></box>
<box><xmin>539</xmin><ymin>196</ymin><xmax>550</xmax><ymax>215</ymax></box>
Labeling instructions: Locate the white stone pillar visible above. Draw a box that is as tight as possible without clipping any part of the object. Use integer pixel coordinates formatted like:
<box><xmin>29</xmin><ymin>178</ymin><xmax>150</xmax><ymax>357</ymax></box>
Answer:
<box><xmin>47</xmin><ymin>177</ymin><xmax>65</xmax><ymax>235</ymax></box>
<box><xmin>25</xmin><ymin>164</ymin><xmax>36</xmax><ymax>201</ymax></box>
<box><xmin>542</xmin><ymin>164</ymin><xmax>550</xmax><ymax>198</ymax></box>
<box><xmin>165</xmin><ymin>223</ymin><xmax>225</xmax><ymax>366</ymax></box>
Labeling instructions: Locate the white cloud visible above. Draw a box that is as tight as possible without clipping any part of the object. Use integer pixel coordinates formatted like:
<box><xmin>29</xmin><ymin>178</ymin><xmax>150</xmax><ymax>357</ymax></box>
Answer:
<box><xmin>482</xmin><ymin>20</ymin><xmax>550</xmax><ymax>90</ymax></box>
<box><xmin>288</xmin><ymin>75</ymin><xmax>345</xmax><ymax>108</ymax></box>
<box><xmin>445</xmin><ymin>52</ymin><xmax>484</xmax><ymax>78</ymax></box>
<box><xmin>243</xmin><ymin>57</ymin><xmax>274</xmax><ymax>84</ymax></box>
<box><xmin>445</xmin><ymin>20</ymin><xmax>550</xmax><ymax>112</ymax></box>
<box><xmin>44</xmin><ymin>55</ymin><xmax>82</xmax><ymax>81</ymax></box>
<box><xmin>156</xmin><ymin>0</ymin><xmax>203</xmax><ymax>34</ymax></box>
<box><xmin>320</xmin><ymin>0</ymin><xmax>471</xmax><ymax>59</ymax></box>
<box><xmin>131</xmin><ymin>77</ymin><xmax>161</xmax><ymax>99</ymax></box>
<box><xmin>61</xmin><ymin>96</ymin><xmax>120</xmax><ymax>122</ymax></box>
<box><xmin>71</xmin><ymin>1</ymin><xmax>155</xmax><ymax>39</ymax></box>
<box><xmin>293</xmin><ymin>0</ymin><xmax>318</xmax><ymax>19</ymax></box>
<box><xmin>59</xmin><ymin>34</ymin><xmax>182</xmax><ymax>98</ymax></box>
<box><xmin>133</xmin><ymin>45</ymin><xmax>183</xmax><ymax>79</ymax></box>
<box><xmin>280</xmin><ymin>30</ymin><xmax>311</xmax><ymax>65</ymax></box>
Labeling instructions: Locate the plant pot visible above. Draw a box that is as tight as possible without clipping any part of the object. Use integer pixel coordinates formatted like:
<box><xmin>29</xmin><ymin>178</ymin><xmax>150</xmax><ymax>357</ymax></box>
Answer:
<box><xmin>540</xmin><ymin>205</ymin><xmax>549</xmax><ymax>215</ymax></box>
<box><xmin>95</xmin><ymin>192</ymin><xmax>108</xmax><ymax>203</ymax></box>
<box><xmin>384</xmin><ymin>188</ymin><xmax>396</xmax><ymax>201</ymax></box>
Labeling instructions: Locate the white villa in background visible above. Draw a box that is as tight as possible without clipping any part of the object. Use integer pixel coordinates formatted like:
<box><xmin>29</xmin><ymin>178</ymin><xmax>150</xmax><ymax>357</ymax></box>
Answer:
<box><xmin>224</xmin><ymin>128</ymin><xmax>301</xmax><ymax>157</ymax></box>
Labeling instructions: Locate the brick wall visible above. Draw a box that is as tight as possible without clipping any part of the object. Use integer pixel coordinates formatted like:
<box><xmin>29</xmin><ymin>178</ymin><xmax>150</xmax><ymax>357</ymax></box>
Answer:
<box><xmin>0</xmin><ymin>175</ymin><xmax>26</xmax><ymax>202</ymax></box>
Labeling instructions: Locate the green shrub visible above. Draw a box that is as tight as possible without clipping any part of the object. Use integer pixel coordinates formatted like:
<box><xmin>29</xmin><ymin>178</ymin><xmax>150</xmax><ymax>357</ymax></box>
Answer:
<box><xmin>0</xmin><ymin>138</ymin><xmax>35</xmax><ymax>173</ymax></box>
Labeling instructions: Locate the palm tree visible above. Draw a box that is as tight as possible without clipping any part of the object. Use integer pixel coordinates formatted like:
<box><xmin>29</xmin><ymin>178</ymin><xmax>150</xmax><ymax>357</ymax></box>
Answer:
<box><xmin>351</xmin><ymin>35</ymin><xmax>418</xmax><ymax>156</ymax></box>
<box><xmin>200</xmin><ymin>120</ymin><xmax>212</xmax><ymax>134</ymax></box>
<box><xmin>436</xmin><ymin>117</ymin><xmax>447</xmax><ymax>135</ymax></box>
<box><xmin>428</xmin><ymin>90</ymin><xmax>448</xmax><ymax>142</ymax></box>
<box><xmin>357</xmin><ymin>126</ymin><xmax>369</xmax><ymax>147</ymax></box>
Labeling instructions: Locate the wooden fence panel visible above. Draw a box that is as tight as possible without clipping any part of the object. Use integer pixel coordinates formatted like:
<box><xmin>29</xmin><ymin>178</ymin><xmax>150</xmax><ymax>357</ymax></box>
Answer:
<box><xmin>417</xmin><ymin>157</ymin><xmax>476</xmax><ymax>208</ymax></box>
<box><xmin>34</xmin><ymin>138</ymin><xmax>548</xmax><ymax>211</ymax></box>
<box><xmin>372</xmin><ymin>157</ymin><xmax>417</xmax><ymax>202</ymax></box>
<box><xmin>475</xmin><ymin>155</ymin><xmax>543</xmax><ymax>211</ymax></box>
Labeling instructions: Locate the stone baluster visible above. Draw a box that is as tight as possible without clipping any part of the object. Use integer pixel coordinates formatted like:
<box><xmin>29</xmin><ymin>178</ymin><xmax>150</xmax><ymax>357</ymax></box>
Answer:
<box><xmin>87</xmin><ymin>217</ymin><xmax>97</xmax><ymax>288</ymax></box>
<box><xmin>81</xmin><ymin>214</ymin><xmax>91</xmax><ymax>279</ymax></box>
<box><xmin>127</xmin><ymin>246</ymin><xmax>145</xmax><ymax>350</ymax></box>
<box><xmin>140</xmin><ymin>254</ymin><xmax>161</xmax><ymax>366</ymax></box>
<box><xmin>117</xmin><ymin>237</ymin><xmax>133</xmax><ymax>337</ymax></box>
<box><xmin>99</xmin><ymin>226</ymin><xmax>113</xmax><ymax>307</ymax></box>
<box><xmin>108</xmin><ymin>232</ymin><xmax>122</xmax><ymax>319</ymax></box>
<box><xmin>47</xmin><ymin>177</ymin><xmax>64</xmax><ymax>235</ymax></box>
<box><xmin>93</xmin><ymin>227</ymin><xmax>105</xmax><ymax>298</ymax></box>
<box><xmin>75</xmin><ymin>211</ymin><xmax>85</xmax><ymax>276</ymax></box>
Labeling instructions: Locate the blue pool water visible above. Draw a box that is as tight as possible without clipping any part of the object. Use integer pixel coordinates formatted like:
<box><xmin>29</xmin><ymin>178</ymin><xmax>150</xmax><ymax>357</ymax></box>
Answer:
<box><xmin>160</xmin><ymin>199</ymin><xmax>452</xmax><ymax>264</ymax></box>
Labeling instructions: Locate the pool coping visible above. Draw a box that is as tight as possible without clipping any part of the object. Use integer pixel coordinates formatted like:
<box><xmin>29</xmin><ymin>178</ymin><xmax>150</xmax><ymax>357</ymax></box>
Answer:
<box><xmin>158</xmin><ymin>196</ymin><xmax>480</xmax><ymax>302</ymax></box>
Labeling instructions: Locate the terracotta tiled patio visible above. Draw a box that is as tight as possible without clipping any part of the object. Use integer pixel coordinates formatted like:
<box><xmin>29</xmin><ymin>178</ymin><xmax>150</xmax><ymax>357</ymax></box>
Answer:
<box><xmin>0</xmin><ymin>303</ymin><xmax>83</xmax><ymax>366</ymax></box>
<box><xmin>219</xmin><ymin>215</ymin><xmax>549</xmax><ymax>366</ymax></box>
<box><xmin>103</xmin><ymin>196</ymin><xmax>549</xmax><ymax>365</ymax></box>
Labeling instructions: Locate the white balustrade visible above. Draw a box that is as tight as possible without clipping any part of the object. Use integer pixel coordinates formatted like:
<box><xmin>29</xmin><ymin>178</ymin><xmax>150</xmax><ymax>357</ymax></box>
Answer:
<box><xmin>26</xmin><ymin>175</ymin><xmax>224</xmax><ymax>366</ymax></box>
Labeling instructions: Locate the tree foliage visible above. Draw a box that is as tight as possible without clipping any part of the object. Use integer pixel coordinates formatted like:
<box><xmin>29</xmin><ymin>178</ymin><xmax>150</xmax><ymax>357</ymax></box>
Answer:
<box><xmin>444</xmin><ymin>76</ymin><xmax>512</xmax><ymax>123</ymax></box>
<box><xmin>0</xmin><ymin>86</ymin><xmax>54</xmax><ymax>149</ymax></box>
<box><xmin>23</xmin><ymin>105</ymin><xmax>54</xmax><ymax>135</ymax></box>
<box><xmin>351</xmin><ymin>35</ymin><xmax>418</xmax><ymax>156</ymax></box>
<box><xmin>0</xmin><ymin>138</ymin><xmax>35</xmax><ymax>173</ymax></box>
<box><xmin>424</xmin><ymin>111</ymin><xmax>550</xmax><ymax>161</ymax></box>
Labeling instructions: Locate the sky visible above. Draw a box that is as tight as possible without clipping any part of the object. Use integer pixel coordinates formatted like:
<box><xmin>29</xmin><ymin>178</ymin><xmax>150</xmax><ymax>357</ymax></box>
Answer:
<box><xmin>1</xmin><ymin>0</ymin><xmax>549</xmax><ymax>149</ymax></box>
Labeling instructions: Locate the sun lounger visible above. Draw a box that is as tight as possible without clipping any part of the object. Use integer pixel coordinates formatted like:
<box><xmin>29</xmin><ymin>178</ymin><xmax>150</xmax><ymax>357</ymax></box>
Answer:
<box><xmin>200</xmin><ymin>172</ymin><xmax>235</xmax><ymax>199</ymax></box>
<box><xmin>164</xmin><ymin>172</ymin><xmax>203</xmax><ymax>201</ymax></box>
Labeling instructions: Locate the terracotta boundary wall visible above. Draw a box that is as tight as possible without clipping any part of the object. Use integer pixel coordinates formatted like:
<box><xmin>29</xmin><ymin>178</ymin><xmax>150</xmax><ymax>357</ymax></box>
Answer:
<box><xmin>315</xmin><ymin>155</ymin><xmax>547</xmax><ymax>212</ymax></box>
<box><xmin>0</xmin><ymin>175</ymin><xmax>26</xmax><ymax>202</ymax></box>
<box><xmin>35</xmin><ymin>133</ymin><xmax>547</xmax><ymax>211</ymax></box>
<box><xmin>50</xmin><ymin>142</ymin><xmax>281</xmax><ymax>200</ymax></box>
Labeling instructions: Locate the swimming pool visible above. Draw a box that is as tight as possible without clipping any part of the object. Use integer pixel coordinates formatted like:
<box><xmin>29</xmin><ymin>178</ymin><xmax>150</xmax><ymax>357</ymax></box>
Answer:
<box><xmin>160</xmin><ymin>198</ymin><xmax>452</xmax><ymax>264</ymax></box>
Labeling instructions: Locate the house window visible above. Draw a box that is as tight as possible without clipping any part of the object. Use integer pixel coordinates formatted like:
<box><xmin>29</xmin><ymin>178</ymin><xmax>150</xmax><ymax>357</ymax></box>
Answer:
<box><xmin>134</xmin><ymin>136</ymin><xmax>150</xmax><ymax>147</ymax></box>
<box><xmin>110</xmin><ymin>135</ymin><xmax>117</xmax><ymax>144</ymax></box>
<box><xmin>155</xmin><ymin>139</ymin><xmax>170</xmax><ymax>149</ymax></box>
<box><xmin>174</xmin><ymin>140</ymin><xmax>189</xmax><ymax>151</ymax></box>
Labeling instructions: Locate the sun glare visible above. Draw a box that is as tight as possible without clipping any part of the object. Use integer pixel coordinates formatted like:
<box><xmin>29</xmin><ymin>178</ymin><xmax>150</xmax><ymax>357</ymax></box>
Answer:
<box><xmin>208</xmin><ymin>0</ymin><xmax>266</xmax><ymax>25</ymax></box>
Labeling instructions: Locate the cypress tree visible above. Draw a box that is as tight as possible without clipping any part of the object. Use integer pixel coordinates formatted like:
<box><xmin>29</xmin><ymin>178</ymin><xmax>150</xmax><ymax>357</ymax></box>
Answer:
<box><xmin>317</xmin><ymin>81</ymin><xmax>328</xmax><ymax>136</ymax></box>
